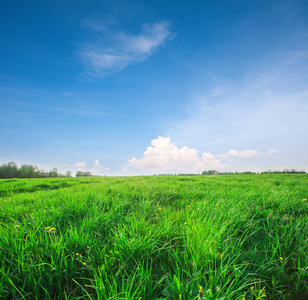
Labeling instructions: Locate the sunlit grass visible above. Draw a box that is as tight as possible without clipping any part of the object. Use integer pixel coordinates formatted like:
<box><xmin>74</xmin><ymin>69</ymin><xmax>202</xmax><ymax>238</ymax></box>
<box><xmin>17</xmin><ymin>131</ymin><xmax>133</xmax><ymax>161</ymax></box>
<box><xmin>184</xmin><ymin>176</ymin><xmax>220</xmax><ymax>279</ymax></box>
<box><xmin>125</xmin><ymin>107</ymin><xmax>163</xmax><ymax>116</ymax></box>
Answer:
<box><xmin>0</xmin><ymin>174</ymin><xmax>307</xmax><ymax>299</ymax></box>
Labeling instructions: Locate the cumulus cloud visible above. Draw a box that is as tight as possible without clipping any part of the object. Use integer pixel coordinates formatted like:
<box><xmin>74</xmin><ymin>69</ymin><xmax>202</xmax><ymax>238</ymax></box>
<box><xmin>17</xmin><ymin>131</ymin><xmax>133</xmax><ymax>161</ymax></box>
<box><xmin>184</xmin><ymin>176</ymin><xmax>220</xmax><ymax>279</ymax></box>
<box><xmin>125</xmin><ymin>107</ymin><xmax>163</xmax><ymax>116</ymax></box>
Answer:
<box><xmin>93</xmin><ymin>160</ymin><xmax>102</xmax><ymax>167</ymax></box>
<box><xmin>79</xmin><ymin>21</ymin><xmax>172</xmax><ymax>78</ymax></box>
<box><xmin>91</xmin><ymin>160</ymin><xmax>110</xmax><ymax>174</ymax></box>
<box><xmin>127</xmin><ymin>136</ymin><xmax>224</xmax><ymax>174</ymax></box>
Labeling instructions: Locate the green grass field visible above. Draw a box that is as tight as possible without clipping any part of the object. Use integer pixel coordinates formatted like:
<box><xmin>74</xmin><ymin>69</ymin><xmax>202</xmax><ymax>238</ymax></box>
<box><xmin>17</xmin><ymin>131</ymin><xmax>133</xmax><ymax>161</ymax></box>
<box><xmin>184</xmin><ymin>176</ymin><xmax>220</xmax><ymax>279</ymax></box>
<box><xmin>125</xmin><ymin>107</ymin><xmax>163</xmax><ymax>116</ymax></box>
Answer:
<box><xmin>0</xmin><ymin>175</ymin><xmax>307</xmax><ymax>299</ymax></box>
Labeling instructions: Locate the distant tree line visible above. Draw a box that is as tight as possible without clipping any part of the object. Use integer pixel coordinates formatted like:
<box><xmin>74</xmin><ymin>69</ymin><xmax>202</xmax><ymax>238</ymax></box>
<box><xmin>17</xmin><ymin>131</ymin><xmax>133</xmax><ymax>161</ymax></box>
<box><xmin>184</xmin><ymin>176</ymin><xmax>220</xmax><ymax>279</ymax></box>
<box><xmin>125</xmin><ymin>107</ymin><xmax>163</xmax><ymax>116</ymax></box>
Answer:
<box><xmin>75</xmin><ymin>171</ymin><xmax>92</xmax><ymax>177</ymax></box>
<box><xmin>201</xmin><ymin>169</ymin><xmax>306</xmax><ymax>175</ymax></box>
<box><xmin>0</xmin><ymin>162</ymin><xmax>93</xmax><ymax>179</ymax></box>
<box><xmin>260</xmin><ymin>169</ymin><xmax>306</xmax><ymax>174</ymax></box>
<box><xmin>178</xmin><ymin>169</ymin><xmax>306</xmax><ymax>176</ymax></box>
<box><xmin>201</xmin><ymin>170</ymin><xmax>220</xmax><ymax>175</ymax></box>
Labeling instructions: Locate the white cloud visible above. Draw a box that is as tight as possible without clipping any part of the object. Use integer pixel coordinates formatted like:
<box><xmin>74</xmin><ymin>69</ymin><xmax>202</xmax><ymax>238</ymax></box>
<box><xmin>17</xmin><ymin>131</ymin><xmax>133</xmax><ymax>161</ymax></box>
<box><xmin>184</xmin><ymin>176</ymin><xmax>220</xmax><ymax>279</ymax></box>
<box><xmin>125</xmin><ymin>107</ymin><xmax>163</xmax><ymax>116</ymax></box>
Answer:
<box><xmin>75</xmin><ymin>161</ymin><xmax>87</xmax><ymax>169</ymax></box>
<box><xmin>127</xmin><ymin>136</ymin><xmax>224</xmax><ymax>174</ymax></box>
<box><xmin>79</xmin><ymin>21</ymin><xmax>172</xmax><ymax>78</ymax></box>
<box><xmin>91</xmin><ymin>159</ymin><xmax>110</xmax><ymax>174</ymax></box>
<box><xmin>226</xmin><ymin>149</ymin><xmax>259</xmax><ymax>158</ymax></box>
<box><xmin>62</xmin><ymin>161</ymin><xmax>87</xmax><ymax>176</ymax></box>
<box><xmin>63</xmin><ymin>161</ymin><xmax>86</xmax><ymax>170</ymax></box>
<box><xmin>166</xmin><ymin>49</ymin><xmax>308</xmax><ymax>173</ymax></box>
<box><xmin>125</xmin><ymin>136</ymin><xmax>294</xmax><ymax>174</ymax></box>
<box><xmin>63</xmin><ymin>160</ymin><xmax>110</xmax><ymax>175</ymax></box>
<box><xmin>93</xmin><ymin>159</ymin><xmax>101</xmax><ymax>167</ymax></box>
<box><xmin>268</xmin><ymin>149</ymin><xmax>279</xmax><ymax>155</ymax></box>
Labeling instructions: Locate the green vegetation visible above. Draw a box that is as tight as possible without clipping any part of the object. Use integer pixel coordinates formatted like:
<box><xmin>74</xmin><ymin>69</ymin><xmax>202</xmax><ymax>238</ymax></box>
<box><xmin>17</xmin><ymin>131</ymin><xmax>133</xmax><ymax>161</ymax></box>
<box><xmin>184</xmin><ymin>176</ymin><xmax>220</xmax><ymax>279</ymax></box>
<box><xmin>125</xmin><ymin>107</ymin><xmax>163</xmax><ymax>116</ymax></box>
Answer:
<box><xmin>0</xmin><ymin>175</ymin><xmax>307</xmax><ymax>299</ymax></box>
<box><xmin>0</xmin><ymin>162</ymin><xmax>93</xmax><ymax>179</ymax></box>
<box><xmin>0</xmin><ymin>162</ymin><xmax>66</xmax><ymax>179</ymax></box>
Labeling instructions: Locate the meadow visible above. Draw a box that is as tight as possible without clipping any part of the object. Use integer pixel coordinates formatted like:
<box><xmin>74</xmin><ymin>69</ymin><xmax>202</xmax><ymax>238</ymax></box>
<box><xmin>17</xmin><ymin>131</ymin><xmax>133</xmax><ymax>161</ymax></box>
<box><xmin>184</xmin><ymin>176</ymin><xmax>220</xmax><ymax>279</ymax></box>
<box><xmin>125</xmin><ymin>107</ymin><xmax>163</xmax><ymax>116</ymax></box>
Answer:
<box><xmin>0</xmin><ymin>174</ymin><xmax>307</xmax><ymax>299</ymax></box>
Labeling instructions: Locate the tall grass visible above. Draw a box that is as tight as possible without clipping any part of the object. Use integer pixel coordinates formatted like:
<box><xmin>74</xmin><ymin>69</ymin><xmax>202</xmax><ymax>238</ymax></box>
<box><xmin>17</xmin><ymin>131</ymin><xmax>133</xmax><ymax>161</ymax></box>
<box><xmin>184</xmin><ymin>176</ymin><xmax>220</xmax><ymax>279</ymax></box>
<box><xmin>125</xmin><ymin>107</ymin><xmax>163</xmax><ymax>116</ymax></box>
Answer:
<box><xmin>0</xmin><ymin>174</ymin><xmax>307</xmax><ymax>299</ymax></box>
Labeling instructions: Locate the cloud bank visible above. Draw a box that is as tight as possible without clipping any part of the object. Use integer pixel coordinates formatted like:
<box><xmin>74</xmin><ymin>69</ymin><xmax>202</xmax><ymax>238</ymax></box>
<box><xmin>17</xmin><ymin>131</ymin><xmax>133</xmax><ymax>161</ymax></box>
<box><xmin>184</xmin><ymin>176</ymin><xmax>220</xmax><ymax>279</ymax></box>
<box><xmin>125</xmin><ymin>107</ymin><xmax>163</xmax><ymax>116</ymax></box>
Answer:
<box><xmin>126</xmin><ymin>137</ymin><xmax>284</xmax><ymax>174</ymax></box>
<box><xmin>127</xmin><ymin>136</ymin><xmax>224</xmax><ymax>174</ymax></box>
<box><xmin>79</xmin><ymin>21</ymin><xmax>172</xmax><ymax>77</ymax></box>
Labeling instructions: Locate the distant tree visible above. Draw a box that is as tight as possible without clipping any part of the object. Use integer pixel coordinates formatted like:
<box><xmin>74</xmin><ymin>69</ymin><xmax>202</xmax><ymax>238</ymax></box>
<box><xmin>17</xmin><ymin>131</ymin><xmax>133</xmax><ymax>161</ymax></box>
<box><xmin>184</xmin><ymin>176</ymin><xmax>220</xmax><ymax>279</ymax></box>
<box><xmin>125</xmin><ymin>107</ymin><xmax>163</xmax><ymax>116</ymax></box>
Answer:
<box><xmin>49</xmin><ymin>167</ymin><xmax>58</xmax><ymax>178</ymax></box>
<box><xmin>76</xmin><ymin>171</ymin><xmax>84</xmax><ymax>177</ymax></box>
<box><xmin>66</xmin><ymin>170</ymin><xmax>72</xmax><ymax>177</ymax></box>
<box><xmin>0</xmin><ymin>162</ymin><xmax>19</xmax><ymax>178</ymax></box>
<box><xmin>261</xmin><ymin>169</ymin><xmax>306</xmax><ymax>174</ymax></box>
<box><xmin>0</xmin><ymin>162</ymin><xmax>68</xmax><ymax>178</ymax></box>
<box><xmin>201</xmin><ymin>170</ymin><xmax>219</xmax><ymax>175</ymax></box>
<box><xmin>8</xmin><ymin>162</ymin><xmax>19</xmax><ymax>177</ymax></box>
<box><xmin>242</xmin><ymin>171</ymin><xmax>256</xmax><ymax>174</ymax></box>
<box><xmin>18</xmin><ymin>164</ymin><xmax>36</xmax><ymax>178</ymax></box>
<box><xmin>39</xmin><ymin>170</ymin><xmax>49</xmax><ymax>178</ymax></box>
<box><xmin>75</xmin><ymin>170</ymin><xmax>92</xmax><ymax>177</ymax></box>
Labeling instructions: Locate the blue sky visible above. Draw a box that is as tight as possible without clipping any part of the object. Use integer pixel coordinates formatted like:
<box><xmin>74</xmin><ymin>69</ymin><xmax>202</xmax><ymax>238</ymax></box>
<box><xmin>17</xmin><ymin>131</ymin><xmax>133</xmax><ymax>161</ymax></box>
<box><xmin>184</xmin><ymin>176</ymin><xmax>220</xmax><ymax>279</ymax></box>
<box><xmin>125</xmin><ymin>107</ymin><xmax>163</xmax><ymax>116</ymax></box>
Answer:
<box><xmin>1</xmin><ymin>0</ymin><xmax>308</xmax><ymax>175</ymax></box>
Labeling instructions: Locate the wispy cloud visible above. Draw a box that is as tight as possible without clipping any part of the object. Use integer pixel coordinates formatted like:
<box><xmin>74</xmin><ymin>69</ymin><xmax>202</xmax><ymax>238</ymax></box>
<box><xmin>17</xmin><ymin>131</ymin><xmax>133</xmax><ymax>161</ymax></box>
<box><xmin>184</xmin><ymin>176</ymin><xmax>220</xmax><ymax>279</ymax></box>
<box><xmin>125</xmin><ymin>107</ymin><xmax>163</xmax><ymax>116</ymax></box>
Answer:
<box><xmin>79</xmin><ymin>21</ymin><xmax>172</xmax><ymax>78</ymax></box>
<box><xmin>225</xmin><ymin>149</ymin><xmax>259</xmax><ymax>159</ymax></box>
<box><xmin>166</xmin><ymin>49</ymin><xmax>308</xmax><ymax>160</ymax></box>
<box><xmin>268</xmin><ymin>149</ymin><xmax>279</xmax><ymax>155</ymax></box>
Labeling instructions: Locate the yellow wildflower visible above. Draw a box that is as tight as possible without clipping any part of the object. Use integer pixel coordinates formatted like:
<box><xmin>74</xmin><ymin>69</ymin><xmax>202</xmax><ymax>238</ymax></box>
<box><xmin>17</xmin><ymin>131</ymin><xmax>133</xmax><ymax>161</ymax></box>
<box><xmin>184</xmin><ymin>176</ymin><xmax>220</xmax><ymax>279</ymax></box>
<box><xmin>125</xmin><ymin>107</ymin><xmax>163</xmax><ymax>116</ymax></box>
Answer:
<box><xmin>159</xmin><ymin>207</ymin><xmax>162</xmax><ymax>210</ymax></box>
<box><xmin>83</xmin><ymin>262</ymin><xmax>86</xmax><ymax>266</ymax></box>
<box><xmin>184</xmin><ymin>222</ymin><xmax>187</xmax><ymax>225</ymax></box>
<box><xmin>50</xmin><ymin>228</ymin><xmax>56</xmax><ymax>231</ymax></box>
<box><xmin>14</xmin><ymin>225</ymin><xmax>20</xmax><ymax>228</ymax></box>
<box><xmin>303</xmin><ymin>199</ymin><xmax>307</xmax><ymax>202</ymax></box>
<box><xmin>199</xmin><ymin>285</ymin><xmax>204</xmax><ymax>294</ymax></box>
<box><xmin>76</xmin><ymin>253</ymin><xmax>79</xmax><ymax>256</ymax></box>
<box><xmin>187</xmin><ymin>205</ymin><xmax>191</xmax><ymax>208</ymax></box>
<box><xmin>216</xmin><ymin>204</ymin><xmax>219</xmax><ymax>206</ymax></box>
<box><xmin>110</xmin><ymin>251</ymin><xmax>112</xmax><ymax>253</ymax></box>
<box><xmin>45</xmin><ymin>227</ymin><xmax>51</xmax><ymax>230</ymax></box>
<box><xmin>279</xmin><ymin>257</ymin><xmax>284</xmax><ymax>261</ymax></box>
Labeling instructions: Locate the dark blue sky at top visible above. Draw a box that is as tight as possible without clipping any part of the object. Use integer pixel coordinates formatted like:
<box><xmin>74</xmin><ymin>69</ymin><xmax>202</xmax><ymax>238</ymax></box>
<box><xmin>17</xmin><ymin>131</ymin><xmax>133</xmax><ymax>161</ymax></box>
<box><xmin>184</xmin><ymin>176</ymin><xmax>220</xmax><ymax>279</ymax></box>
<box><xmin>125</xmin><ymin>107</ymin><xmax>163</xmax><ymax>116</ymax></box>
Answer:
<box><xmin>1</xmin><ymin>0</ymin><xmax>308</xmax><ymax>174</ymax></box>
<box><xmin>2</xmin><ymin>1</ymin><xmax>306</xmax><ymax>83</ymax></box>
